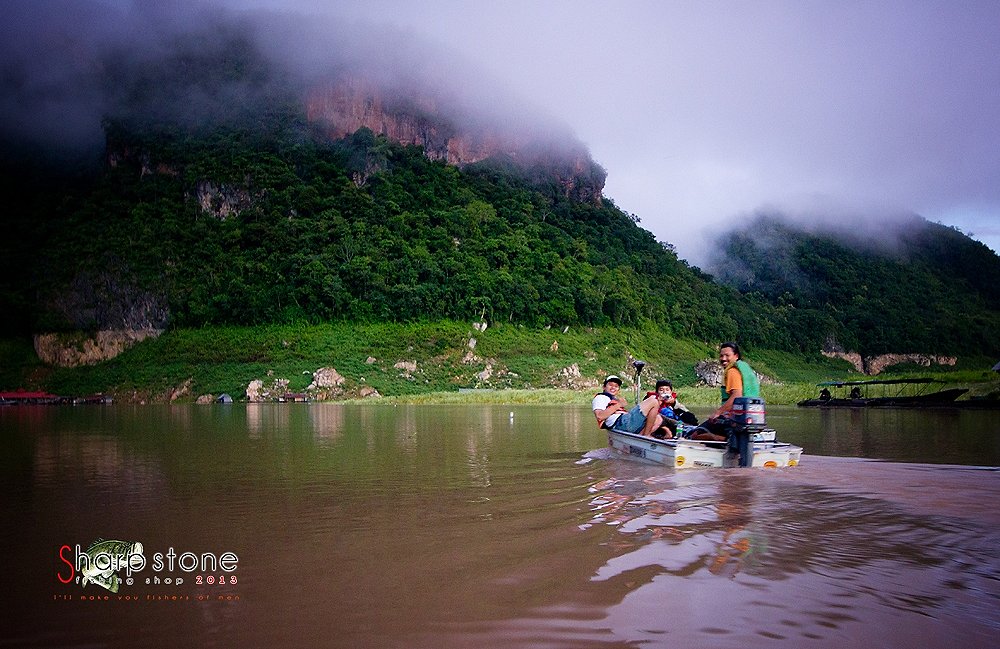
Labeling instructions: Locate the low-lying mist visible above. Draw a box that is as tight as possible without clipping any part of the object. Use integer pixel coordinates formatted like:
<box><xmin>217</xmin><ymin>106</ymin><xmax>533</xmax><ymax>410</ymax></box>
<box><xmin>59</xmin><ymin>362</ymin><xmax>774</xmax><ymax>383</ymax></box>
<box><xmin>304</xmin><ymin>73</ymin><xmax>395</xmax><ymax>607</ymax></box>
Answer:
<box><xmin>1</xmin><ymin>1</ymin><xmax>586</xmax><ymax>167</ymax></box>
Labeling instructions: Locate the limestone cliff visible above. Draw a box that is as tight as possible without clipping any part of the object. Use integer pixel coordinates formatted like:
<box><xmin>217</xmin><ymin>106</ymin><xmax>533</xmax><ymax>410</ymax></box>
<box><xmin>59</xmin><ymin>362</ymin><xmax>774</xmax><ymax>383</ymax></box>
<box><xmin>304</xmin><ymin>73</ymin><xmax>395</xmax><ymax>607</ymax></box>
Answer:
<box><xmin>822</xmin><ymin>351</ymin><xmax>957</xmax><ymax>376</ymax></box>
<box><xmin>305</xmin><ymin>76</ymin><xmax>606</xmax><ymax>204</ymax></box>
<box><xmin>34</xmin><ymin>329</ymin><xmax>163</xmax><ymax>368</ymax></box>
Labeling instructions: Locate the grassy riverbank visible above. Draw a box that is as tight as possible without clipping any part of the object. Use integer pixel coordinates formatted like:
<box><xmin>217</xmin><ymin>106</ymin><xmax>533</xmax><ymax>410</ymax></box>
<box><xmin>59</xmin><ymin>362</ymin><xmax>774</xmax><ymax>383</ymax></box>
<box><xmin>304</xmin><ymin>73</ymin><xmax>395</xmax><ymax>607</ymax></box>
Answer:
<box><xmin>2</xmin><ymin>321</ymin><xmax>996</xmax><ymax>405</ymax></box>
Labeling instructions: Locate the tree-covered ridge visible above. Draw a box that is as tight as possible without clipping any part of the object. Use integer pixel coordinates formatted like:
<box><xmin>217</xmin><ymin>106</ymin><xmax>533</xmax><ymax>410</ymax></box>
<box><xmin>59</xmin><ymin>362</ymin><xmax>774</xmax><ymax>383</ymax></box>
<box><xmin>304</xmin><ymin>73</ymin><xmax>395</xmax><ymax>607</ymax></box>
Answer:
<box><xmin>712</xmin><ymin>214</ymin><xmax>1000</xmax><ymax>356</ymax></box>
<box><xmin>13</xmin><ymin>118</ymin><xmax>768</xmax><ymax>347</ymax></box>
<box><xmin>8</xmin><ymin>116</ymin><xmax>999</xmax><ymax>359</ymax></box>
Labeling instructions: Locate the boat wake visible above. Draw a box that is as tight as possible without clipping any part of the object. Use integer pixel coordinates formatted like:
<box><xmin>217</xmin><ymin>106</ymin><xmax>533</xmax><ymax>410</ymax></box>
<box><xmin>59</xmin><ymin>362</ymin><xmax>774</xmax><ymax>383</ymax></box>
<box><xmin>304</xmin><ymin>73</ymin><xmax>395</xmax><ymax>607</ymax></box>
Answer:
<box><xmin>578</xmin><ymin>447</ymin><xmax>615</xmax><ymax>464</ymax></box>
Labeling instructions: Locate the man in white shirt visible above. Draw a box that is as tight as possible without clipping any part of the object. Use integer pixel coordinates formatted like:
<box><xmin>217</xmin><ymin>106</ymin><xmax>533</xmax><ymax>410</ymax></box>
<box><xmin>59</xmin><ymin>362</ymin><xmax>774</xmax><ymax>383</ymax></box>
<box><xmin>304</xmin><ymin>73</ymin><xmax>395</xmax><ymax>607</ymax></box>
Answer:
<box><xmin>592</xmin><ymin>375</ymin><xmax>664</xmax><ymax>437</ymax></box>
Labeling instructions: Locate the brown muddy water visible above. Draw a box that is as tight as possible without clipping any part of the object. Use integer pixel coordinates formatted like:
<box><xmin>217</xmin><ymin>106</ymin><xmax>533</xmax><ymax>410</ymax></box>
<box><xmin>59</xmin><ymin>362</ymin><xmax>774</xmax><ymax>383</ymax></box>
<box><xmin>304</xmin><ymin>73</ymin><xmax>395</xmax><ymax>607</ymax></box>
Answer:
<box><xmin>2</xmin><ymin>404</ymin><xmax>998</xmax><ymax>648</ymax></box>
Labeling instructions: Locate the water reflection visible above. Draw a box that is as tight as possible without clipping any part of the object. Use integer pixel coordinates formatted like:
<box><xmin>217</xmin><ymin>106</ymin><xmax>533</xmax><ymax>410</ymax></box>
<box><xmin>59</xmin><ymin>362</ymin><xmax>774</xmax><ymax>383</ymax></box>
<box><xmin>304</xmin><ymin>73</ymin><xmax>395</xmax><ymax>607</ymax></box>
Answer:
<box><xmin>547</xmin><ymin>459</ymin><xmax>1000</xmax><ymax>647</ymax></box>
<box><xmin>770</xmin><ymin>405</ymin><xmax>1000</xmax><ymax>466</ymax></box>
<box><xmin>3</xmin><ymin>404</ymin><xmax>998</xmax><ymax>649</ymax></box>
<box><xmin>308</xmin><ymin>404</ymin><xmax>346</xmax><ymax>444</ymax></box>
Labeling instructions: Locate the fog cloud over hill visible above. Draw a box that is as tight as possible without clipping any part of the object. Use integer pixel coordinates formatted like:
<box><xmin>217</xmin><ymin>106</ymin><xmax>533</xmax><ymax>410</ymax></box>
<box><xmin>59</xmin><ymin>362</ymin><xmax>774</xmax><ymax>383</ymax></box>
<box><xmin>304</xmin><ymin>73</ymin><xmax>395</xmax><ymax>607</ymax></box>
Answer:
<box><xmin>238</xmin><ymin>0</ymin><xmax>1000</xmax><ymax>262</ymax></box>
<box><xmin>5</xmin><ymin>0</ymin><xmax>1000</xmax><ymax>262</ymax></box>
<box><xmin>0</xmin><ymin>1</ymin><xmax>587</xmax><ymax>166</ymax></box>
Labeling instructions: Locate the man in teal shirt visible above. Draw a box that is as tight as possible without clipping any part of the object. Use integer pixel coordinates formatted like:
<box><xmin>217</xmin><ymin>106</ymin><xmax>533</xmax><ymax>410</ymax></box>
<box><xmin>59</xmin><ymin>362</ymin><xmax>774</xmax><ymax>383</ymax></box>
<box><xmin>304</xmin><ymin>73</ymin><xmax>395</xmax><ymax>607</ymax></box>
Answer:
<box><xmin>691</xmin><ymin>342</ymin><xmax>760</xmax><ymax>442</ymax></box>
<box><xmin>710</xmin><ymin>341</ymin><xmax>760</xmax><ymax>421</ymax></box>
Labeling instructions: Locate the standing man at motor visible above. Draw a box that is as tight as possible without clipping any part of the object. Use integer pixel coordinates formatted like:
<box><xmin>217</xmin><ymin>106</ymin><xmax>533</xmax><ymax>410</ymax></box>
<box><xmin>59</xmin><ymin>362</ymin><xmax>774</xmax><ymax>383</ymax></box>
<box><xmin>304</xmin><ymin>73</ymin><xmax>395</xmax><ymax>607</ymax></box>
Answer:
<box><xmin>592</xmin><ymin>375</ymin><xmax>664</xmax><ymax>437</ymax></box>
<box><xmin>693</xmin><ymin>342</ymin><xmax>761</xmax><ymax>441</ymax></box>
<box><xmin>711</xmin><ymin>341</ymin><xmax>760</xmax><ymax>419</ymax></box>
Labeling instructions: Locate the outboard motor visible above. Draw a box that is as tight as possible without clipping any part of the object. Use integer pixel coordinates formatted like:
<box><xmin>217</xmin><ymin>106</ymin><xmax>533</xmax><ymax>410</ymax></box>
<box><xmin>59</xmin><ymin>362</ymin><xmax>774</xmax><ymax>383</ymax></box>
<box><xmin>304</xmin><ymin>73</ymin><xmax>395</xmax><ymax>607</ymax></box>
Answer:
<box><xmin>727</xmin><ymin>397</ymin><xmax>766</xmax><ymax>468</ymax></box>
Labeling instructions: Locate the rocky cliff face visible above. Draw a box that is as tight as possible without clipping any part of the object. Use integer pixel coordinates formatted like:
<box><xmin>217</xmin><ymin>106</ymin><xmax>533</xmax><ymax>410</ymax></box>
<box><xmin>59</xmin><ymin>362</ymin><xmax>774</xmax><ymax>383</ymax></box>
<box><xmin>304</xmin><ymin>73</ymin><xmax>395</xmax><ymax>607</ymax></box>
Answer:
<box><xmin>34</xmin><ymin>329</ymin><xmax>163</xmax><ymax>367</ymax></box>
<box><xmin>822</xmin><ymin>351</ymin><xmax>957</xmax><ymax>375</ymax></box>
<box><xmin>102</xmin><ymin>72</ymin><xmax>607</xmax><ymax>205</ymax></box>
<box><xmin>305</xmin><ymin>76</ymin><xmax>606</xmax><ymax>204</ymax></box>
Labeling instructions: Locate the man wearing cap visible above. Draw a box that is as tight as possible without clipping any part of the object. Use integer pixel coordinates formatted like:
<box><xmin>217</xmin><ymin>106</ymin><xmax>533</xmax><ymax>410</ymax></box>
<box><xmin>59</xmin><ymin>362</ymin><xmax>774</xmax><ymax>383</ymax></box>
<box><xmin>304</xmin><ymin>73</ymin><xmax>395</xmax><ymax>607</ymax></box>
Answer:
<box><xmin>592</xmin><ymin>375</ymin><xmax>664</xmax><ymax>437</ymax></box>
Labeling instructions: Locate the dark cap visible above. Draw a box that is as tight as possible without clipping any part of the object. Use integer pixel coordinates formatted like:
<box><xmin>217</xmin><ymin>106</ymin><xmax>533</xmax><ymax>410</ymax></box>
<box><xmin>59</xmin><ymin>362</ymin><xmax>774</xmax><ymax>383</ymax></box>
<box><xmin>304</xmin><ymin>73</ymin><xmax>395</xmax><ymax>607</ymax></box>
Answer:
<box><xmin>655</xmin><ymin>379</ymin><xmax>673</xmax><ymax>390</ymax></box>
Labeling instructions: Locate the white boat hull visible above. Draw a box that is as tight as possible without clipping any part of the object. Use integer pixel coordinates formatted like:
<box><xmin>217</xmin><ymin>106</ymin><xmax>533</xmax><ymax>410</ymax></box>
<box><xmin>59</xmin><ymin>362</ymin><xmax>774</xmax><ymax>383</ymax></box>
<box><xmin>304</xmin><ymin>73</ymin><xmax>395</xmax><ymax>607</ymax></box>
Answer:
<box><xmin>607</xmin><ymin>428</ymin><xmax>802</xmax><ymax>469</ymax></box>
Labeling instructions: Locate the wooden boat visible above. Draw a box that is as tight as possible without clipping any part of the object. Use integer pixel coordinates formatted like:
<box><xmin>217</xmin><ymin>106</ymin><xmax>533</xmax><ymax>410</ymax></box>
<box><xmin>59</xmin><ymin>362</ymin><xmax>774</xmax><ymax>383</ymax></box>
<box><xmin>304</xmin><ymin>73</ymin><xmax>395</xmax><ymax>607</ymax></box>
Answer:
<box><xmin>608</xmin><ymin>426</ymin><xmax>802</xmax><ymax>469</ymax></box>
<box><xmin>798</xmin><ymin>378</ymin><xmax>968</xmax><ymax>408</ymax></box>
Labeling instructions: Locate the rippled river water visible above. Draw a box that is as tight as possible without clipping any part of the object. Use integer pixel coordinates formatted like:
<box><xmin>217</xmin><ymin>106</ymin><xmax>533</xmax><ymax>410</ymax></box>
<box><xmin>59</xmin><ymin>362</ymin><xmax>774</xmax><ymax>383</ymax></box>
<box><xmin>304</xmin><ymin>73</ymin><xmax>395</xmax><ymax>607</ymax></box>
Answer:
<box><xmin>3</xmin><ymin>404</ymin><xmax>998</xmax><ymax>648</ymax></box>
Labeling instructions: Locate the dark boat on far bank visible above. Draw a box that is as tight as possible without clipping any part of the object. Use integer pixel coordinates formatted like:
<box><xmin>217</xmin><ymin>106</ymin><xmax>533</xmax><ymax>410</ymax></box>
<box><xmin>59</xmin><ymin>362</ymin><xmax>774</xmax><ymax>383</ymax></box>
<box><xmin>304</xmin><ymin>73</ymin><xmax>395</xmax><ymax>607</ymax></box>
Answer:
<box><xmin>797</xmin><ymin>378</ymin><xmax>972</xmax><ymax>408</ymax></box>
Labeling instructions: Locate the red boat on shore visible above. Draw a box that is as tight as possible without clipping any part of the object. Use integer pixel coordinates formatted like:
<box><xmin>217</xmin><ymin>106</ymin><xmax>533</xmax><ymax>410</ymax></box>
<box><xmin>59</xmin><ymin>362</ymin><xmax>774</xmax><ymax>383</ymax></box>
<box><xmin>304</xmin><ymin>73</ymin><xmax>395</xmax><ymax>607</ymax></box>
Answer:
<box><xmin>0</xmin><ymin>390</ymin><xmax>112</xmax><ymax>405</ymax></box>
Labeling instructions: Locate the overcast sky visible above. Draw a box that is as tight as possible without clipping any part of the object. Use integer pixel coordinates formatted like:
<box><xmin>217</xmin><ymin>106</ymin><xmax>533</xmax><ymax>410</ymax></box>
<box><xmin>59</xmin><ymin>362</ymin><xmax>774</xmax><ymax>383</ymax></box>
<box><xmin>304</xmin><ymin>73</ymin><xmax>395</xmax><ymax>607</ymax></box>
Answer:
<box><xmin>6</xmin><ymin>0</ymin><xmax>999</xmax><ymax>266</ymax></box>
<box><xmin>256</xmin><ymin>0</ymin><xmax>1000</xmax><ymax>264</ymax></box>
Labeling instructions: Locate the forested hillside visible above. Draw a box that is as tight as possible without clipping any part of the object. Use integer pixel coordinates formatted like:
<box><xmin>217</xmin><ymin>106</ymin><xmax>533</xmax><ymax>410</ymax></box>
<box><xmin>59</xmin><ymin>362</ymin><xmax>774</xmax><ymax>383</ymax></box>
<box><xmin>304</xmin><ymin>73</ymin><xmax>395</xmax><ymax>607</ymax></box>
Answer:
<box><xmin>5</xmin><ymin>116</ymin><xmax>999</xmax><ymax>362</ymax></box>
<box><xmin>0</xmin><ymin>16</ymin><xmax>784</xmax><ymax>351</ymax></box>
<box><xmin>1</xmin><ymin>115</ymin><xmax>784</xmax><ymax>347</ymax></box>
<box><xmin>2</xmin><ymin>13</ymin><xmax>997</xmax><ymax>362</ymax></box>
<box><xmin>710</xmin><ymin>214</ymin><xmax>1000</xmax><ymax>356</ymax></box>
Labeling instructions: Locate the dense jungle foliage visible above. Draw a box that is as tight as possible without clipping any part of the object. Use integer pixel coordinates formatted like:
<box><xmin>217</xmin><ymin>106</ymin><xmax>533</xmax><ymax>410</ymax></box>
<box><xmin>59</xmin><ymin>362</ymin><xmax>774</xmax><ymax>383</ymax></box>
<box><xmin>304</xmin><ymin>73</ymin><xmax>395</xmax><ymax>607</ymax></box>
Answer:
<box><xmin>711</xmin><ymin>214</ymin><xmax>1000</xmax><ymax>356</ymax></box>
<box><xmin>2</xmin><ymin>13</ymin><xmax>999</xmax><ymax>378</ymax></box>
<box><xmin>2</xmin><ymin>116</ymin><xmax>784</xmax><ymax>346</ymax></box>
<box><xmin>3</xmin><ymin>115</ymin><xmax>999</xmax><ymax>358</ymax></box>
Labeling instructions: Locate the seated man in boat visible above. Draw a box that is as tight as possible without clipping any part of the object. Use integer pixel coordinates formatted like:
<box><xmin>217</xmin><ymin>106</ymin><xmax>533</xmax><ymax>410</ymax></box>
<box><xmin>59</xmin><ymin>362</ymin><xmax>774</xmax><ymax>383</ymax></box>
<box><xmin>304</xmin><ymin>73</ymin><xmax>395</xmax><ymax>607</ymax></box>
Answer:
<box><xmin>592</xmin><ymin>375</ymin><xmax>664</xmax><ymax>437</ymax></box>
<box><xmin>691</xmin><ymin>342</ymin><xmax>761</xmax><ymax>442</ymax></box>
<box><xmin>646</xmin><ymin>379</ymin><xmax>697</xmax><ymax>438</ymax></box>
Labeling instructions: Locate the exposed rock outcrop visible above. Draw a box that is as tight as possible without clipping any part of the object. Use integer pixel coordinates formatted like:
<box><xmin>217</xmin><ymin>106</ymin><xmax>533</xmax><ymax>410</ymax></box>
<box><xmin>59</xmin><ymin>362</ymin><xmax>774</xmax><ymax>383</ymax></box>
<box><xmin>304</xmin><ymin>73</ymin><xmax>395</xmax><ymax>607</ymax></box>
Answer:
<box><xmin>245</xmin><ymin>377</ymin><xmax>290</xmax><ymax>402</ymax></box>
<box><xmin>476</xmin><ymin>364</ymin><xmax>494</xmax><ymax>382</ymax></box>
<box><xmin>246</xmin><ymin>367</ymin><xmax>371</xmax><ymax>402</ymax></box>
<box><xmin>394</xmin><ymin>360</ymin><xmax>418</xmax><ymax>377</ymax></box>
<box><xmin>308</xmin><ymin>367</ymin><xmax>345</xmax><ymax>390</ymax></box>
<box><xmin>169</xmin><ymin>378</ymin><xmax>193</xmax><ymax>402</ymax></box>
<box><xmin>42</xmin><ymin>269</ymin><xmax>169</xmax><ymax>334</ymax></box>
<box><xmin>693</xmin><ymin>359</ymin><xmax>778</xmax><ymax>387</ymax></box>
<box><xmin>822</xmin><ymin>351</ymin><xmax>957</xmax><ymax>375</ymax></box>
<box><xmin>195</xmin><ymin>180</ymin><xmax>254</xmax><ymax>220</ymax></box>
<box><xmin>245</xmin><ymin>379</ymin><xmax>264</xmax><ymax>402</ymax></box>
<box><xmin>305</xmin><ymin>76</ymin><xmax>606</xmax><ymax>204</ymax></box>
<box><xmin>822</xmin><ymin>350</ymin><xmax>864</xmax><ymax>373</ymax></box>
<box><xmin>33</xmin><ymin>329</ymin><xmax>163</xmax><ymax>367</ymax></box>
<box><xmin>693</xmin><ymin>360</ymin><xmax>725</xmax><ymax>387</ymax></box>
<box><xmin>306</xmin><ymin>367</ymin><xmax>346</xmax><ymax>400</ymax></box>
<box><xmin>551</xmin><ymin>363</ymin><xmax>599</xmax><ymax>390</ymax></box>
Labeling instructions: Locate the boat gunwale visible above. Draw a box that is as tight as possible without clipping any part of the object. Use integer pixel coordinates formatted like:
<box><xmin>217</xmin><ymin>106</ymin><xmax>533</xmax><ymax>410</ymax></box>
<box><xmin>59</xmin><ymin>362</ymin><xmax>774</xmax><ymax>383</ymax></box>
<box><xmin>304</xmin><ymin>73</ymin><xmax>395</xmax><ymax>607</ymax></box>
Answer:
<box><xmin>606</xmin><ymin>428</ymin><xmax>802</xmax><ymax>456</ymax></box>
